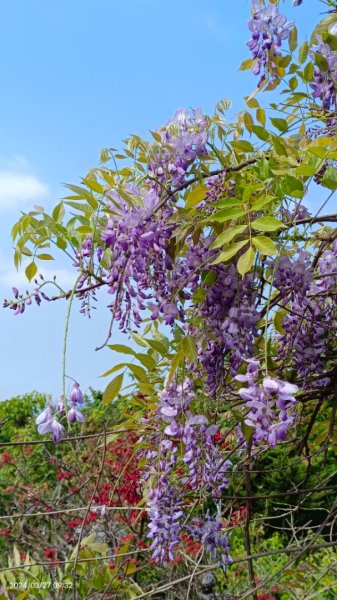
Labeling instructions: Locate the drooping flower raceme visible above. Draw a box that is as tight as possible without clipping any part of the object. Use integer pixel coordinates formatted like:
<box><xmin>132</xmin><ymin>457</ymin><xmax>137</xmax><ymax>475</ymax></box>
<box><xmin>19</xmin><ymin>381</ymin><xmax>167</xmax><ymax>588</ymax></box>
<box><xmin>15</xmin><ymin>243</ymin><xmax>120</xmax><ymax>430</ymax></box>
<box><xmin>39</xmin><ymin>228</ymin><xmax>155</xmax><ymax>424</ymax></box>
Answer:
<box><xmin>188</xmin><ymin>513</ymin><xmax>232</xmax><ymax>570</ymax></box>
<box><xmin>310</xmin><ymin>36</ymin><xmax>337</xmax><ymax>114</ymax></box>
<box><xmin>271</xmin><ymin>251</ymin><xmax>313</xmax><ymax>304</ymax></box>
<box><xmin>35</xmin><ymin>383</ymin><xmax>85</xmax><ymax>441</ymax></box>
<box><xmin>36</xmin><ymin>406</ymin><xmax>64</xmax><ymax>443</ymax></box>
<box><xmin>148</xmin><ymin>108</ymin><xmax>208</xmax><ymax>189</ymax></box>
<box><xmin>277</xmin><ymin>242</ymin><xmax>337</xmax><ymax>385</ymax></box>
<box><xmin>236</xmin><ymin>363</ymin><xmax>299</xmax><ymax>448</ymax></box>
<box><xmin>144</xmin><ymin>377</ymin><xmax>232</xmax><ymax>565</ymax></box>
<box><xmin>247</xmin><ymin>1</ymin><xmax>294</xmax><ymax>86</ymax></box>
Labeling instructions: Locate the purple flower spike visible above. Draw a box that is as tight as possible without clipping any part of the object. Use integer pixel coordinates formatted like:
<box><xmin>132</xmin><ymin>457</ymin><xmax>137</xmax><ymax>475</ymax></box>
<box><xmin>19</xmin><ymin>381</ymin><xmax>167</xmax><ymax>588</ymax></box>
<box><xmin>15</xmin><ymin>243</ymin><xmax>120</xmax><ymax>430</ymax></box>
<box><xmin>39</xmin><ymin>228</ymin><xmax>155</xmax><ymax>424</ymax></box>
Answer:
<box><xmin>36</xmin><ymin>405</ymin><xmax>53</xmax><ymax>426</ymax></box>
<box><xmin>70</xmin><ymin>383</ymin><xmax>84</xmax><ymax>404</ymax></box>
<box><xmin>68</xmin><ymin>405</ymin><xmax>85</xmax><ymax>423</ymax></box>
<box><xmin>51</xmin><ymin>419</ymin><xmax>64</xmax><ymax>443</ymax></box>
<box><xmin>247</xmin><ymin>2</ymin><xmax>294</xmax><ymax>86</ymax></box>
<box><xmin>38</xmin><ymin>416</ymin><xmax>64</xmax><ymax>443</ymax></box>
<box><xmin>236</xmin><ymin>361</ymin><xmax>299</xmax><ymax>448</ymax></box>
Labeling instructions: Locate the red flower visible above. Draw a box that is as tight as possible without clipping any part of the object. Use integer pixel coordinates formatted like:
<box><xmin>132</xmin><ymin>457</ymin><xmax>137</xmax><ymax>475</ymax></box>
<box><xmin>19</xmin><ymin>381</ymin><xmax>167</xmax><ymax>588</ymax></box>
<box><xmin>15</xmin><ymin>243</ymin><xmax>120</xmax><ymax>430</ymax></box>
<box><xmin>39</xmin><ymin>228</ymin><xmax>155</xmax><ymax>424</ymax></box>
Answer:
<box><xmin>0</xmin><ymin>528</ymin><xmax>10</xmax><ymax>538</ymax></box>
<box><xmin>44</xmin><ymin>548</ymin><xmax>57</xmax><ymax>559</ymax></box>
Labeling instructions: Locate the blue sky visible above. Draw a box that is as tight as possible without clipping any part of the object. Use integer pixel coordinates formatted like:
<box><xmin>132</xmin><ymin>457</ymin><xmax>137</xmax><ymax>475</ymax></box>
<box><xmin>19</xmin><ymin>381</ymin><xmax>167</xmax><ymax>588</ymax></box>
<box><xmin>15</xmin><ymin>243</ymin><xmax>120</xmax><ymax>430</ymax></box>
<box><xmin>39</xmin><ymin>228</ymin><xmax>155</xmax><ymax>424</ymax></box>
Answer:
<box><xmin>0</xmin><ymin>0</ymin><xmax>323</xmax><ymax>400</ymax></box>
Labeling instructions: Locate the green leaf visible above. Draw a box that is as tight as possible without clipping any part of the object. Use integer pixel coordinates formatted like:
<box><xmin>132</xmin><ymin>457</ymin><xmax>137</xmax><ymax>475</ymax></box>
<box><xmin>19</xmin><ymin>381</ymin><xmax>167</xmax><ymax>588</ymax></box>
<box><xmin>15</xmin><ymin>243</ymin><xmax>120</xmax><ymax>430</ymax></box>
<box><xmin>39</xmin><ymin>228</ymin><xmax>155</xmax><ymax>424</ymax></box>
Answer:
<box><xmin>201</xmin><ymin>270</ymin><xmax>217</xmax><ymax>286</ymax></box>
<box><xmin>52</xmin><ymin>202</ymin><xmax>64</xmax><ymax>222</ymax></box>
<box><xmin>211</xmin><ymin>240</ymin><xmax>248</xmax><ymax>265</ymax></box>
<box><xmin>150</xmin><ymin>130</ymin><xmax>162</xmax><ymax>142</ymax></box>
<box><xmin>136</xmin><ymin>353</ymin><xmax>156</xmax><ymax>370</ymax></box>
<box><xmin>186</xmin><ymin>184</ymin><xmax>206</xmax><ymax>207</ymax></box>
<box><xmin>303</xmin><ymin>61</ymin><xmax>314</xmax><ymax>82</ymax></box>
<box><xmin>242</xmin><ymin>421</ymin><xmax>255</xmax><ymax>441</ymax></box>
<box><xmin>82</xmin><ymin>177</ymin><xmax>104</xmax><ymax>194</ymax></box>
<box><xmin>310</xmin><ymin>14</ymin><xmax>337</xmax><ymax>47</ymax></box>
<box><xmin>213</xmin><ymin>198</ymin><xmax>243</xmax><ymax>209</ymax></box>
<box><xmin>237</xmin><ymin>246</ymin><xmax>255</xmax><ymax>277</ymax></box>
<box><xmin>131</xmin><ymin>332</ymin><xmax>148</xmax><ymax>347</ymax></box>
<box><xmin>322</xmin><ymin>166</ymin><xmax>337</xmax><ymax>190</ymax></box>
<box><xmin>274</xmin><ymin>309</ymin><xmax>286</xmax><ymax>334</ymax></box>
<box><xmin>146</xmin><ymin>339</ymin><xmax>167</xmax><ymax>355</ymax></box>
<box><xmin>231</xmin><ymin>140</ymin><xmax>254</xmax><ymax>153</ymax></box>
<box><xmin>108</xmin><ymin>344</ymin><xmax>137</xmax><ymax>356</ymax></box>
<box><xmin>270</xmin><ymin>118</ymin><xmax>288</xmax><ymax>133</ymax></box>
<box><xmin>76</xmin><ymin>226</ymin><xmax>93</xmax><ymax>234</ymax></box>
<box><xmin>243</xmin><ymin>111</ymin><xmax>254</xmax><ymax>133</ymax></box>
<box><xmin>168</xmin><ymin>350</ymin><xmax>184</xmax><ymax>381</ymax></box>
<box><xmin>252</xmin><ymin>195</ymin><xmax>275</xmax><ymax>211</ymax></box>
<box><xmin>210</xmin><ymin>225</ymin><xmax>247</xmax><ymax>249</ymax></box>
<box><xmin>289</xmin><ymin>76</ymin><xmax>298</xmax><ymax>91</ymax></box>
<box><xmin>295</xmin><ymin>163</ymin><xmax>317</xmax><ymax>177</ymax></box>
<box><xmin>289</xmin><ymin>26</ymin><xmax>298</xmax><ymax>52</ymax></box>
<box><xmin>256</xmin><ymin>108</ymin><xmax>266</xmax><ymax>127</ymax></box>
<box><xmin>284</xmin><ymin>175</ymin><xmax>304</xmax><ymax>198</ymax></box>
<box><xmin>57</xmin><ymin>237</ymin><xmax>67</xmax><ymax>250</ymax></box>
<box><xmin>314</xmin><ymin>52</ymin><xmax>329</xmax><ymax>72</ymax></box>
<box><xmin>240</xmin><ymin>58</ymin><xmax>254</xmax><ymax>71</ymax></box>
<box><xmin>251</xmin><ymin>125</ymin><xmax>270</xmax><ymax>142</ymax></box>
<box><xmin>272</xmin><ymin>136</ymin><xmax>287</xmax><ymax>157</ymax></box>
<box><xmin>103</xmin><ymin>373</ymin><xmax>124</xmax><ymax>404</ymax></box>
<box><xmin>182</xmin><ymin>335</ymin><xmax>198</xmax><ymax>364</ymax></box>
<box><xmin>251</xmin><ymin>216</ymin><xmax>285</xmax><ymax>232</ymax></box>
<box><xmin>36</xmin><ymin>253</ymin><xmax>54</xmax><ymax>260</ymax></box>
<box><xmin>298</xmin><ymin>41</ymin><xmax>309</xmax><ymax>64</ymax></box>
<box><xmin>100</xmin><ymin>364</ymin><xmax>126</xmax><ymax>378</ymax></box>
<box><xmin>211</xmin><ymin>208</ymin><xmax>246</xmax><ymax>223</ymax></box>
<box><xmin>322</xmin><ymin>31</ymin><xmax>337</xmax><ymax>51</ymax></box>
<box><xmin>252</xmin><ymin>236</ymin><xmax>278</xmax><ymax>256</ymax></box>
<box><xmin>245</xmin><ymin>96</ymin><xmax>259</xmax><ymax>108</ymax></box>
<box><xmin>193</xmin><ymin>287</ymin><xmax>206</xmax><ymax>303</ymax></box>
<box><xmin>25</xmin><ymin>262</ymin><xmax>37</xmax><ymax>281</ymax></box>
<box><xmin>127</xmin><ymin>364</ymin><xmax>147</xmax><ymax>382</ymax></box>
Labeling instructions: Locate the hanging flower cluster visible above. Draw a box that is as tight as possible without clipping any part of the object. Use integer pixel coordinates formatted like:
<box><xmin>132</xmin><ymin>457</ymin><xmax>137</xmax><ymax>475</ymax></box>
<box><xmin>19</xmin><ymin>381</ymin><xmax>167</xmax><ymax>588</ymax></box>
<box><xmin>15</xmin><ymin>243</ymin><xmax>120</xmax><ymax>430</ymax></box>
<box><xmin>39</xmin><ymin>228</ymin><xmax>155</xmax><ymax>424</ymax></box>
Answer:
<box><xmin>310</xmin><ymin>35</ymin><xmax>337</xmax><ymax>113</ymax></box>
<box><xmin>275</xmin><ymin>245</ymin><xmax>337</xmax><ymax>384</ymax></box>
<box><xmin>148</xmin><ymin>108</ymin><xmax>208</xmax><ymax>189</ymax></box>
<box><xmin>236</xmin><ymin>360</ymin><xmax>299</xmax><ymax>448</ymax></box>
<box><xmin>35</xmin><ymin>383</ymin><xmax>85</xmax><ymax>442</ymax></box>
<box><xmin>247</xmin><ymin>0</ymin><xmax>294</xmax><ymax>85</ymax></box>
<box><xmin>143</xmin><ymin>376</ymin><xmax>232</xmax><ymax>565</ymax></box>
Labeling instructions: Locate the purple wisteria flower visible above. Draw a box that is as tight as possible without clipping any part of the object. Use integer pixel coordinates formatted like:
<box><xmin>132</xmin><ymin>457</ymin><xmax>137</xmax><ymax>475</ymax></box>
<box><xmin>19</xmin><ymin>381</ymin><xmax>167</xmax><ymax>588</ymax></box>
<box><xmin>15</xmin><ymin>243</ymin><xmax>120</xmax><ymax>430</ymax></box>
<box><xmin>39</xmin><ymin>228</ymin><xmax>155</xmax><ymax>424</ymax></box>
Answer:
<box><xmin>235</xmin><ymin>364</ymin><xmax>299</xmax><ymax>448</ymax></box>
<box><xmin>190</xmin><ymin>258</ymin><xmax>259</xmax><ymax>393</ymax></box>
<box><xmin>189</xmin><ymin>513</ymin><xmax>232</xmax><ymax>570</ymax></box>
<box><xmin>149</xmin><ymin>108</ymin><xmax>208</xmax><ymax>188</ymax></box>
<box><xmin>68</xmin><ymin>405</ymin><xmax>85</xmax><ymax>423</ymax></box>
<box><xmin>147</xmin><ymin>483</ymin><xmax>184</xmax><ymax>565</ymax></box>
<box><xmin>35</xmin><ymin>382</ymin><xmax>85</xmax><ymax>442</ymax></box>
<box><xmin>310</xmin><ymin>36</ymin><xmax>337</xmax><ymax>113</ymax></box>
<box><xmin>280</xmin><ymin>202</ymin><xmax>311</xmax><ymax>223</ymax></box>
<box><xmin>278</xmin><ymin>241</ymin><xmax>337</xmax><ymax>384</ymax></box>
<box><xmin>36</xmin><ymin>407</ymin><xmax>64</xmax><ymax>443</ymax></box>
<box><xmin>70</xmin><ymin>383</ymin><xmax>84</xmax><ymax>404</ymax></box>
<box><xmin>247</xmin><ymin>1</ymin><xmax>294</xmax><ymax>86</ymax></box>
<box><xmin>271</xmin><ymin>251</ymin><xmax>313</xmax><ymax>304</ymax></box>
<box><xmin>143</xmin><ymin>376</ymin><xmax>232</xmax><ymax>565</ymax></box>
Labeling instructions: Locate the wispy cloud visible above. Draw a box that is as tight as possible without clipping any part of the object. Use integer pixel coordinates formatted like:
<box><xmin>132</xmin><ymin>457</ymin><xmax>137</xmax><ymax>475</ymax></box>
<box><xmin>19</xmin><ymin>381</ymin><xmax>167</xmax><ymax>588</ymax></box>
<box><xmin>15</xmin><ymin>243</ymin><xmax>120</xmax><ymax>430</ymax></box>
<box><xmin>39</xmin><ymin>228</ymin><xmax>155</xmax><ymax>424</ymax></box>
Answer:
<box><xmin>0</xmin><ymin>170</ymin><xmax>50</xmax><ymax>211</ymax></box>
<box><xmin>0</xmin><ymin>254</ymin><xmax>75</xmax><ymax>292</ymax></box>
<box><xmin>0</xmin><ymin>155</ymin><xmax>50</xmax><ymax>211</ymax></box>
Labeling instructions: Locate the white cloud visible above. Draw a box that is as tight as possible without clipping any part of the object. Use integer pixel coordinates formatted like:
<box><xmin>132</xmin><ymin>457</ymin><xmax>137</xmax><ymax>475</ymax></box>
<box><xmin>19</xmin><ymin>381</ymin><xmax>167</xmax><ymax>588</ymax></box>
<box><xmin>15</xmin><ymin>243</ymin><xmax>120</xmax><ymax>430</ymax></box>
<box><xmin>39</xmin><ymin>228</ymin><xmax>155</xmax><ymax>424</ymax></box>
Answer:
<box><xmin>0</xmin><ymin>170</ymin><xmax>50</xmax><ymax>211</ymax></box>
<box><xmin>0</xmin><ymin>254</ymin><xmax>75</xmax><ymax>292</ymax></box>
